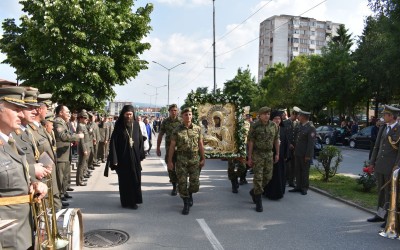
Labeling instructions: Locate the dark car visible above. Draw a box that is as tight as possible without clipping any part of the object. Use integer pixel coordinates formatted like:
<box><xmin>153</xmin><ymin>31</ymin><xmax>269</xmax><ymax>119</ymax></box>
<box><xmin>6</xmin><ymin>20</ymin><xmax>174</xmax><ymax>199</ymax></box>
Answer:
<box><xmin>314</xmin><ymin>134</ymin><xmax>323</xmax><ymax>158</ymax></box>
<box><xmin>348</xmin><ymin>126</ymin><xmax>373</xmax><ymax>149</ymax></box>
<box><xmin>315</xmin><ymin>125</ymin><xmax>347</xmax><ymax>145</ymax></box>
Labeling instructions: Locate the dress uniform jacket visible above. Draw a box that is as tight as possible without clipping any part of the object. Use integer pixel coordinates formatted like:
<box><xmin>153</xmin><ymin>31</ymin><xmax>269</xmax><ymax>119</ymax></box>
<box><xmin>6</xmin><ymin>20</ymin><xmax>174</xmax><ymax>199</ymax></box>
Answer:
<box><xmin>370</xmin><ymin>123</ymin><xmax>400</xmax><ymax>175</ymax></box>
<box><xmin>284</xmin><ymin>119</ymin><xmax>299</xmax><ymax>146</ymax></box>
<box><xmin>28</xmin><ymin>122</ymin><xmax>56</xmax><ymax>163</ymax></box>
<box><xmin>294</xmin><ymin>121</ymin><xmax>316</xmax><ymax>158</ymax></box>
<box><xmin>77</xmin><ymin>123</ymin><xmax>91</xmax><ymax>153</ymax></box>
<box><xmin>53</xmin><ymin>117</ymin><xmax>80</xmax><ymax>162</ymax></box>
<box><xmin>99</xmin><ymin>122</ymin><xmax>110</xmax><ymax>142</ymax></box>
<box><xmin>0</xmin><ymin>136</ymin><xmax>33</xmax><ymax>250</ymax></box>
<box><xmin>12</xmin><ymin>127</ymin><xmax>39</xmax><ymax>181</ymax></box>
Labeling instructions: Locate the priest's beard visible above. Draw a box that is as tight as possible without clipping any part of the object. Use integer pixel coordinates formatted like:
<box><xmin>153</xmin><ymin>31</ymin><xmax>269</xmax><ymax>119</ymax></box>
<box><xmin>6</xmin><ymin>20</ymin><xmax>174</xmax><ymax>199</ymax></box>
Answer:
<box><xmin>124</xmin><ymin>117</ymin><xmax>133</xmax><ymax>127</ymax></box>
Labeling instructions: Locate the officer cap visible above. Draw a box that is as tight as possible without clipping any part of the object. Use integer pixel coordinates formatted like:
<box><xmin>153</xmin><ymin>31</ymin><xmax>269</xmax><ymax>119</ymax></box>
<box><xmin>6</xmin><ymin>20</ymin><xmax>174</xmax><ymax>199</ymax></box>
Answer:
<box><xmin>37</xmin><ymin>93</ymin><xmax>52</xmax><ymax>107</ymax></box>
<box><xmin>78</xmin><ymin>110</ymin><xmax>89</xmax><ymax>119</ymax></box>
<box><xmin>381</xmin><ymin>105</ymin><xmax>400</xmax><ymax>116</ymax></box>
<box><xmin>45</xmin><ymin>111</ymin><xmax>55</xmax><ymax>122</ymax></box>
<box><xmin>0</xmin><ymin>86</ymin><xmax>27</xmax><ymax>108</ymax></box>
<box><xmin>24</xmin><ymin>87</ymin><xmax>40</xmax><ymax>107</ymax></box>
<box><xmin>292</xmin><ymin>106</ymin><xmax>301</xmax><ymax>114</ymax></box>
<box><xmin>88</xmin><ymin>111</ymin><xmax>94</xmax><ymax>118</ymax></box>
<box><xmin>181</xmin><ymin>107</ymin><xmax>192</xmax><ymax>115</ymax></box>
<box><xmin>169</xmin><ymin>104</ymin><xmax>178</xmax><ymax>111</ymax></box>
<box><xmin>258</xmin><ymin>106</ymin><xmax>271</xmax><ymax>114</ymax></box>
<box><xmin>299</xmin><ymin>110</ymin><xmax>311</xmax><ymax>116</ymax></box>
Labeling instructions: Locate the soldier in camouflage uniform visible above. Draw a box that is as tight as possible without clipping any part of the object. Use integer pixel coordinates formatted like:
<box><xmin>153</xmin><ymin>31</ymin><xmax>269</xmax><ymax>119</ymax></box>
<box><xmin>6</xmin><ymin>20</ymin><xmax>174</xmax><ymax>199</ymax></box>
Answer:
<box><xmin>227</xmin><ymin>112</ymin><xmax>251</xmax><ymax>193</ymax></box>
<box><xmin>157</xmin><ymin>104</ymin><xmax>181</xmax><ymax>195</ymax></box>
<box><xmin>247</xmin><ymin>106</ymin><xmax>280</xmax><ymax>212</ymax></box>
<box><xmin>168</xmin><ymin>108</ymin><xmax>205</xmax><ymax>215</ymax></box>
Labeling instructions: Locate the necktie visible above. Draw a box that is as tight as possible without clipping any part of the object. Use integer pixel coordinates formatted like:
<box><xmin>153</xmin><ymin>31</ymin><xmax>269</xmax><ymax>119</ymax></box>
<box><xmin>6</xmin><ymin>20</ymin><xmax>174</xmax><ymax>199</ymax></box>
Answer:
<box><xmin>8</xmin><ymin>138</ymin><xmax>18</xmax><ymax>154</ymax></box>
<box><xmin>386</xmin><ymin>126</ymin><xmax>391</xmax><ymax>135</ymax></box>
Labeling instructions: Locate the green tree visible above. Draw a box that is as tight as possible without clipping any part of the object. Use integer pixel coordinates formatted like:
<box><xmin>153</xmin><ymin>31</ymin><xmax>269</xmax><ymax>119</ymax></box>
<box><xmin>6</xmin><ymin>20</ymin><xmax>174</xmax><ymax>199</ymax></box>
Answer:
<box><xmin>0</xmin><ymin>0</ymin><xmax>153</xmax><ymax>110</ymax></box>
<box><xmin>223</xmin><ymin>67</ymin><xmax>258</xmax><ymax>107</ymax></box>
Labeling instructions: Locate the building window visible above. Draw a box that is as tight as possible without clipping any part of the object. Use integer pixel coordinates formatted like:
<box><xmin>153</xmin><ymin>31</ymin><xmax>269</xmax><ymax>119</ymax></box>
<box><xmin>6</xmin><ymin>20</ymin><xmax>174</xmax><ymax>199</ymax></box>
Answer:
<box><xmin>292</xmin><ymin>47</ymin><xmax>298</xmax><ymax>52</ymax></box>
<box><xmin>300</xmin><ymin>38</ymin><xmax>308</xmax><ymax>44</ymax></box>
<box><xmin>300</xmin><ymin>21</ymin><xmax>308</xmax><ymax>26</ymax></box>
<box><xmin>293</xmin><ymin>38</ymin><xmax>299</xmax><ymax>43</ymax></box>
<box><xmin>311</xmin><ymin>31</ymin><xmax>315</xmax><ymax>36</ymax></box>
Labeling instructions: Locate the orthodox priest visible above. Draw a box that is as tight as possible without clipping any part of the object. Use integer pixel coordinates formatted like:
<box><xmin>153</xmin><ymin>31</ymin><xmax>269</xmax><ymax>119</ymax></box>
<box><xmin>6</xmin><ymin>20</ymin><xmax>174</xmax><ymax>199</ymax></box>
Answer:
<box><xmin>104</xmin><ymin>105</ymin><xmax>145</xmax><ymax>209</ymax></box>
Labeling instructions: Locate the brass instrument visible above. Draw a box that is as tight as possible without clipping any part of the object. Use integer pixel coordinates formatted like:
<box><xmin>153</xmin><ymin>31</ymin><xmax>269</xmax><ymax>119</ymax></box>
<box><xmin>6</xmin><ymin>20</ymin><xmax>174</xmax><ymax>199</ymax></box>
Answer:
<box><xmin>379</xmin><ymin>168</ymin><xmax>400</xmax><ymax>240</ymax></box>
<box><xmin>31</xmin><ymin>173</ymin><xmax>69</xmax><ymax>249</ymax></box>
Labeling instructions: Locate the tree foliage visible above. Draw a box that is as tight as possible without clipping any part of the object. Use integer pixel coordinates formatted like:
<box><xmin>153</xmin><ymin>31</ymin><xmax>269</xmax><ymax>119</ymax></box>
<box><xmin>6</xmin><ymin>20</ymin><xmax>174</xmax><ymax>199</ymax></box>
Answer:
<box><xmin>0</xmin><ymin>0</ymin><xmax>153</xmax><ymax>110</ymax></box>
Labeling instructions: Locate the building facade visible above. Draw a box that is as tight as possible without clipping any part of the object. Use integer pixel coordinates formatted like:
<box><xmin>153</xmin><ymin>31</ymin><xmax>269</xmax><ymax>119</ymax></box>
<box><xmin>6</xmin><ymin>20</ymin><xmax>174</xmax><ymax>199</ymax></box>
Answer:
<box><xmin>107</xmin><ymin>101</ymin><xmax>133</xmax><ymax>116</ymax></box>
<box><xmin>258</xmin><ymin>15</ymin><xmax>341</xmax><ymax>81</ymax></box>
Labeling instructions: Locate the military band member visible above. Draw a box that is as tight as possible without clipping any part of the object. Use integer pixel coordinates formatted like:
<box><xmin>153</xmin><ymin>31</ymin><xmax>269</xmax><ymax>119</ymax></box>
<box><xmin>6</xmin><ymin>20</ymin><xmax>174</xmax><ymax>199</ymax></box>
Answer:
<box><xmin>76</xmin><ymin>110</ymin><xmax>91</xmax><ymax>186</ymax></box>
<box><xmin>247</xmin><ymin>106</ymin><xmax>279</xmax><ymax>212</ymax></box>
<box><xmin>53</xmin><ymin>105</ymin><xmax>83</xmax><ymax>194</ymax></box>
<box><xmin>0</xmin><ymin>86</ymin><xmax>48</xmax><ymax>250</ymax></box>
<box><xmin>368</xmin><ymin>105</ymin><xmax>400</xmax><ymax>227</ymax></box>
<box><xmin>157</xmin><ymin>104</ymin><xmax>181</xmax><ymax>196</ymax></box>
<box><xmin>289</xmin><ymin>110</ymin><xmax>316</xmax><ymax>196</ymax></box>
<box><xmin>168</xmin><ymin>108</ymin><xmax>205</xmax><ymax>215</ymax></box>
<box><xmin>283</xmin><ymin>106</ymin><xmax>301</xmax><ymax>187</ymax></box>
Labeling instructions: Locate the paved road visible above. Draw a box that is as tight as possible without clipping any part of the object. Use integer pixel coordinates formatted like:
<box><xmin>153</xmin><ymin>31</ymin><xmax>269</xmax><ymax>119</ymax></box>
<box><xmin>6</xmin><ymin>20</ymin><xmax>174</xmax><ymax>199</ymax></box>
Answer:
<box><xmin>62</xmin><ymin>139</ymin><xmax>398</xmax><ymax>250</ymax></box>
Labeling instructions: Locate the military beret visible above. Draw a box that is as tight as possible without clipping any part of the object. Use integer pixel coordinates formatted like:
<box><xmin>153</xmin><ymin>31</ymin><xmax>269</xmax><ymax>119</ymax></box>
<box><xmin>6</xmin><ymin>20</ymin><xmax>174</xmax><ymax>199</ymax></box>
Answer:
<box><xmin>258</xmin><ymin>106</ymin><xmax>271</xmax><ymax>114</ymax></box>
<box><xmin>24</xmin><ymin>87</ymin><xmax>40</xmax><ymax>107</ymax></box>
<box><xmin>181</xmin><ymin>107</ymin><xmax>192</xmax><ymax>115</ymax></box>
<box><xmin>169</xmin><ymin>104</ymin><xmax>178</xmax><ymax>111</ymax></box>
<box><xmin>381</xmin><ymin>105</ymin><xmax>400</xmax><ymax>116</ymax></box>
<box><xmin>0</xmin><ymin>86</ymin><xmax>27</xmax><ymax>108</ymax></box>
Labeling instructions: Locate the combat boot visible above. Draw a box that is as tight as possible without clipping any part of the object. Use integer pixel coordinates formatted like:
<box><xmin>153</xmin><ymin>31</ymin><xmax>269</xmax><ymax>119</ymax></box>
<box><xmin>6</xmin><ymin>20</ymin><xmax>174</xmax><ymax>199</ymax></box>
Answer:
<box><xmin>188</xmin><ymin>193</ymin><xmax>193</xmax><ymax>207</ymax></box>
<box><xmin>231</xmin><ymin>179</ymin><xmax>238</xmax><ymax>193</ymax></box>
<box><xmin>171</xmin><ymin>182</ymin><xmax>177</xmax><ymax>196</ymax></box>
<box><xmin>249</xmin><ymin>188</ymin><xmax>256</xmax><ymax>204</ymax></box>
<box><xmin>255</xmin><ymin>194</ymin><xmax>263</xmax><ymax>212</ymax></box>
<box><xmin>182</xmin><ymin>198</ymin><xmax>190</xmax><ymax>215</ymax></box>
<box><xmin>239</xmin><ymin>177</ymin><xmax>248</xmax><ymax>185</ymax></box>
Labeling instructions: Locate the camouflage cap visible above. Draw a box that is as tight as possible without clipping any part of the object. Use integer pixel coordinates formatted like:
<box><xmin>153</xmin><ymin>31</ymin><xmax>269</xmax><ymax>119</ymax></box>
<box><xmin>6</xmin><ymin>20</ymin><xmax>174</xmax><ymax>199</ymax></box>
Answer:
<box><xmin>381</xmin><ymin>105</ymin><xmax>400</xmax><ymax>116</ymax></box>
<box><xmin>168</xmin><ymin>104</ymin><xmax>178</xmax><ymax>111</ymax></box>
<box><xmin>24</xmin><ymin>87</ymin><xmax>40</xmax><ymax>107</ymax></box>
<box><xmin>0</xmin><ymin>86</ymin><xmax>27</xmax><ymax>108</ymax></box>
<box><xmin>258</xmin><ymin>106</ymin><xmax>271</xmax><ymax>114</ymax></box>
<box><xmin>181</xmin><ymin>107</ymin><xmax>192</xmax><ymax>115</ymax></box>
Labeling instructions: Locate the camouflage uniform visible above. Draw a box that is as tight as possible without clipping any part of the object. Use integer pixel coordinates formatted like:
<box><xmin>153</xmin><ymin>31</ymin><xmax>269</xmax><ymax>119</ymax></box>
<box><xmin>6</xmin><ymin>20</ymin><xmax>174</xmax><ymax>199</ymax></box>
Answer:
<box><xmin>248</xmin><ymin>120</ymin><xmax>279</xmax><ymax>195</ymax></box>
<box><xmin>160</xmin><ymin>116</ymin><xmax>181</xmax><ymax>183</ymax></box>
<box><xmin>171</xmin><ymin>123</ymin><xmax>203</xmax><ymax>198</ymax></box>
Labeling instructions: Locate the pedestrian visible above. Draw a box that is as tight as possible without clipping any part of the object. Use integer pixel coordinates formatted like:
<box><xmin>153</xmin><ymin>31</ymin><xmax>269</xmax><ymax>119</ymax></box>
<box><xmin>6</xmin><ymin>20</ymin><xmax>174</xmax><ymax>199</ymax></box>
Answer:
<box><xmin>264</xmin><ymin>110</ymin><xmax>290</xmax><ymax>200</ymax></box>
<box><xmin>289</xmin><ymin>109</ymin><xmax>316</xmax><ymax>196</ymax></box>
<box><xmin>168</xmin><ymin>107</ymin><xmax>205</xmax><ymax>215</ymax></box>
<box><xmin>104</xmin><ymin>105</ymin><xmax>145</xmax><ymax>209</ymax></box>
<box><xmin>247</xmin><ymin>106</ymin><xmax>280</xmax><ymax>212</ymax></box>
<box><xmin>367</xmin><ymin>105</ymin><xmax>400</xmax><ymax>228</ymax></box>
<box><xmin>144</xmin><ymin>116</ymin><xmax>155</xmax><ymax>155</ymax></box>
<box><xmin>157</xmin><ymin>104</ymin><xmax>181</xmax><ymax>195</ymax></box>
<box><xmin>283</xmin><ymin>106</ymin><xmax>300</xmax><ymax>187</ymax></box>
<box><xmin>76</xmin><ymin>110</ymin><xmax>91</xmax><ymax>186</ymax></box>
<box><xmin>0</xmin><ymin>86</ymin><xmax>48</xmax><ymax>249</ymax></box>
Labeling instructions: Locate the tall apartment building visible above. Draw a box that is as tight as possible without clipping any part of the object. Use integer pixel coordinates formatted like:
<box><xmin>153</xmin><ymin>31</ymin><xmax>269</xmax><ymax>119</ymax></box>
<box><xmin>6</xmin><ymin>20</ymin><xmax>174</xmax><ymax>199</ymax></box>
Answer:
<box><xmin>258</xmin><ymin>15</ymin><xmax>341</xmax><ymax>81</ymax></box>
<box><xmin>107</xmin><ymin>101</ymin><xmax>133</xmax><ymax>116</ymax></box>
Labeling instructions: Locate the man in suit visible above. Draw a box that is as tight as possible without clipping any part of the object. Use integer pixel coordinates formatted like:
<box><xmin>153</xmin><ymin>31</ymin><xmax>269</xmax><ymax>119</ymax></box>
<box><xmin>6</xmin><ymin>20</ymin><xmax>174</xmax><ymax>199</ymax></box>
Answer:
<box><xmin>289</xmin><ymin>109</ymin><xmax>316</xmax><ymax>195</ymax></box>
<box><xmin>368</xmin><ymin>105</ymin><xmax>400</xmax><ymax>228</ymax></box>
<box><xmin>0</xmin><ymin>86</ymin><xmax>48</xmax><ymax>250</ymax></box>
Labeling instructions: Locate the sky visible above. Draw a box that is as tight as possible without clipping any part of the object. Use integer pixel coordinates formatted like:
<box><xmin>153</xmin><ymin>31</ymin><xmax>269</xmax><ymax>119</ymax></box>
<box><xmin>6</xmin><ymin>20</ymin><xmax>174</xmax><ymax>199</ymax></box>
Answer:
<box><xmin>0</xmin><ymin>0</ymin><xmax>373</xmax><ymax>108</ymax></box>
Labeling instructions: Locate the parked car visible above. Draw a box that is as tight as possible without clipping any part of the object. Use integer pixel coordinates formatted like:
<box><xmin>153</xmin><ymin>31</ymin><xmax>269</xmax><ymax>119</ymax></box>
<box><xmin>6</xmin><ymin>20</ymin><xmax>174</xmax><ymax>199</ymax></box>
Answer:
<box><xmin>348</xmin><ymin>126</ymin><xmax>373</xmax><ymax>149</ymax></box>
<box><xmin>315</xmin><ymin>125</ymin><xmax>347</xmax><ymax>145</ymax></box>
<box><xmin>314</xmin><ymin>134</ymin><xmax>323</xmax><ymax>158</ymax></box>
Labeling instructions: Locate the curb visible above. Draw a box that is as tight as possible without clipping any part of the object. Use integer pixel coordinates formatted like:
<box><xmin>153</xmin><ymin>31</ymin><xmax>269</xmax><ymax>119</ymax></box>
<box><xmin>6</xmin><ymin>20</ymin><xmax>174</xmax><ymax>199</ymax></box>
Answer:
<box><xmin>309</xmin><ymin>185</ymin><xmax>375</xmax><ymax>215</ymax></box>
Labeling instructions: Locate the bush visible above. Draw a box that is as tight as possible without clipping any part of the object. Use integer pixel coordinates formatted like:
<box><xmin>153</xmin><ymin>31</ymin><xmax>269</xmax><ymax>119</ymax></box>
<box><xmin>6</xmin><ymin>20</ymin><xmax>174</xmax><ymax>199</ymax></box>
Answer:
<box><xmin>315</xmin><ymin>145</ymin><xmax>343</xmax><ymax>181</ymax></box>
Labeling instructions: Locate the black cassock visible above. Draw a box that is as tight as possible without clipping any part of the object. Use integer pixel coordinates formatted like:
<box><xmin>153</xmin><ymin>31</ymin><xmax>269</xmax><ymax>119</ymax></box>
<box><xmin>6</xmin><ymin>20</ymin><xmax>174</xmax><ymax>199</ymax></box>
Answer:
<box><xmin>105</xmin><ymin>121</ymin><xmax>145</xmax><ymax>208</ymax></box>
<box><xmin>264</xmin><ymin>125</ymin><xmax>290</xmax><ymax>200</ymax></box>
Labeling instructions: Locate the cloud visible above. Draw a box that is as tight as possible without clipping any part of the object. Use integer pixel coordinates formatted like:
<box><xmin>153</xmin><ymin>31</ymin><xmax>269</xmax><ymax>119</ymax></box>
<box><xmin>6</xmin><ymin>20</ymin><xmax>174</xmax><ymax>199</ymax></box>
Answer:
<box><xmin>155</xmin><ymin>0</ymin><xmax>209</xmax><ymax>6</ymax></box>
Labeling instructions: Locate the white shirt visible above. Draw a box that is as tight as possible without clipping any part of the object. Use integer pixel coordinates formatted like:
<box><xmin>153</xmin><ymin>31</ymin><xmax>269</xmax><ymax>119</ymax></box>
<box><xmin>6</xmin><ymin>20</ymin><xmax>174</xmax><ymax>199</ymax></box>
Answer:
<box><xmin>387</xmin><ymin>122</ymin><xmax>398</xmax><ymax>134</ymax></box>
<box><xmin>0</xmin><ymin>131</ymin><xmax>10</xmax><ymax>142</ymax></box>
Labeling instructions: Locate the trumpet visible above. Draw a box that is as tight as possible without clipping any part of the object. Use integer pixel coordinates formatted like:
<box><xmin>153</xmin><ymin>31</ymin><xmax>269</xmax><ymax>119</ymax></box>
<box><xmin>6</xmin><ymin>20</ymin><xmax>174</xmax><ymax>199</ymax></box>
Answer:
<box><xmin>31</xmin><ymin>173</ymin><xmax>69</xmax><ymax>249</ymax></box>
<box><xmin>379</xmin><ymin>168</ymin><xmax>400</xmax><ymax>240</ymax></box>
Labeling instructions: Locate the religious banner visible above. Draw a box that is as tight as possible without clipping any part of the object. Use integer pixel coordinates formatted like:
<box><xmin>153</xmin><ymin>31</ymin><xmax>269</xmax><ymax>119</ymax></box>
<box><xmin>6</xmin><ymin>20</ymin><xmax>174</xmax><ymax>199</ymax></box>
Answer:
<box><xmin>187</xmin><ymin>92</ymin><xmax>247</xmax><ymax>159</ymax></box>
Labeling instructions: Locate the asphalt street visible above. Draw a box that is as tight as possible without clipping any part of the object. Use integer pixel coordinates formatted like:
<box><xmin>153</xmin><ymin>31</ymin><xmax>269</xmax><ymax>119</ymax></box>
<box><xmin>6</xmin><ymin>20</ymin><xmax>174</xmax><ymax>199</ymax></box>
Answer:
<box><xmin>63</xmin><ymin>139</ymin><xmax>399</xmax><ymax>250</ymax></box>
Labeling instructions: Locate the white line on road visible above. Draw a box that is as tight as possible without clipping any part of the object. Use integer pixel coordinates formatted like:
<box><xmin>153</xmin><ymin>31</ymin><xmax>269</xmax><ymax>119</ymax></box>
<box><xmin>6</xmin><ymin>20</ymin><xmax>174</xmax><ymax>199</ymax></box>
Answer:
<box><xmin>160</xmin><ymin>159</ymin><xmax>167</xmax><ymax>171</ymax></box>
<box><xmin>197</xmin><ymin>218</ymin><xmax>224</xmax><ymax>250</ymax></box>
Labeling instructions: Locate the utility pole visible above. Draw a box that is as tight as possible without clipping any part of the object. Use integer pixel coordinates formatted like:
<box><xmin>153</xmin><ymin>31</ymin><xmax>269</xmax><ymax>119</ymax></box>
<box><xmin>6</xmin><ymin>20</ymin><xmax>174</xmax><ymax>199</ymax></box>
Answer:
<box><xmin>213</xmin><ymin>0</ymin><xmax>216</xmax><ymax>94</ymax></box>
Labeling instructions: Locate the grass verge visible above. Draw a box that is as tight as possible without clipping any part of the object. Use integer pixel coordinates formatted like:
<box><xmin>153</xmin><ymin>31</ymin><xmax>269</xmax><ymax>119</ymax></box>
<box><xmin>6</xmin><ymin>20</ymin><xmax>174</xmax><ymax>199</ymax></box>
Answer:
<box><xmin>309</xmin><ymin>167</ymin><xmax>377</xmax><ymax>210</ymax></box>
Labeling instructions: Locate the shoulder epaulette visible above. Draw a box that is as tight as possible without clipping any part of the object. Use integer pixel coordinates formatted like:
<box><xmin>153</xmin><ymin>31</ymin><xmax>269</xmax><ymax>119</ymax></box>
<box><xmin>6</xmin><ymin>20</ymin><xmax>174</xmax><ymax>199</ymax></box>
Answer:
<box><xmin>14</xmin><ymin>128</ymin><xmax>22</xmax><ymax>135</ymax></box>
<box><xmin>28</xmin><ymin>123</ymin><xmax>38</xmax><ymax>131</ymax></box>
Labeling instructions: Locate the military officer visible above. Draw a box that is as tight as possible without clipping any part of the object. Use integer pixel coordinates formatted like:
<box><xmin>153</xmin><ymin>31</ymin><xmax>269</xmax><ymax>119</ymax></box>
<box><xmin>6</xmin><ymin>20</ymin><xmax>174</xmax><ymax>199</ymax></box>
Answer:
<box><xmin>247</xmin><ymin>106</ymin><xmax>280</xmax><ymax>212</ymax></box>
<box><xmin>367</xmin><ymin>105</ymin><xmax>400</xmax><ymax>227</ymax></box>
<box><xmin>0</xmin><ymin>86</ymin><xmax>48</xmax><ymax>250</ymax></box>
<box><xmin>90</xmin><ymin>113</ymin><xmax>101</xmax><ymax>166</ymax></box>
<box><xmin>87</xmin><ymin>112</ymin><xmax>99</xmax><ymax>169</ymax></box>
<box><xmin>157</xmin><ymin>104</ymin><xmax>182</xmax><ymax>195</ymax></box>
<box><xmin>283</xmin><ymin>106</ymin><xmax>301</xmax><ymax>187</ymax></box>
<box><xmin>289</xmin><ymin>109</ymin><xmax>316</xmax><ymax>195</ymax></box>
<box><xmin>168</xmin><ymin>108</ymin><xmax>205</xmax><ymax>215</ymax></box>
<box><xmin>76</xmin><ymin>110</ymin><xmax>91</xmax><ymax>186</ymax></box>
<box><xmin>53</xmin><ymin>105</ymin><xmax>83</xmax><ymax>193</ymax></box>
<box><xmin>98</xmin><ymin>115</ymin><xmax>110</xmax><ymax>163</ymax></box>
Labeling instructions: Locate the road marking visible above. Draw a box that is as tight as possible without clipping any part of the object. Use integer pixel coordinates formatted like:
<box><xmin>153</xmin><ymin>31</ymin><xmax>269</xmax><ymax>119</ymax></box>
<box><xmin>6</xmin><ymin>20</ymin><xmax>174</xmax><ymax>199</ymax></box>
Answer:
<box><xmin>160</xmin><ymin>159</ymin><xmax>167</xmax><ymax>171</ymax></box>
<box><xmin>196</xmin><ymin>219</ymin><xmax>224</xmax><ymax>250</ymax></box>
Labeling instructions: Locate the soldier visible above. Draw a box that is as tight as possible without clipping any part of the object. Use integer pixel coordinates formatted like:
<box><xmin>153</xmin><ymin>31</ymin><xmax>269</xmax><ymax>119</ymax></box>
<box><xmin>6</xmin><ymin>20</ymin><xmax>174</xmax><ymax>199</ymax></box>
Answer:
<box><xmin>76</xmin><ymin>110</ymin><xmax>91</xmax><ymax>186</ymax></box>
<box><xmin>367</xmin><ymin>105</ymin><xmax>400</xmax><ymax>228</ymax></box>
<box><xmin>53</xmin><ymin>105</ymin><xmax>83</xmax><ymax>194</ymax></box>
<box><xmin>168</xmin><ymin>107</ymin><xmax>205</xmax><ymax>215</ymax></box>
<box><xmin>28</xmin><ymin>93</ymin><xmax>65</xmax><ymax>209</ymax></box>
<box><xmin>98</xmin><ymin>115</ymin><xmax>110</xmax><ymax>163</ymax></box>
<box><xmin>87</xmin><ymin>112</ymin><xmax>100</xmax><ymax>169</ymax></box>
<box><xmin>283</xmin><ymin>106</ymin><xmax>301</xmax><ymax>187</ymax></box>
<box><xmin>157</xmin><ymin>104</ymin><xmax>181</xmax><ymax>195</ymax></box>
<box><xmin>247</xmin><ymin>107</ymin><xmax>279</xmax><ymax>212</ymax></box>
<box><xmin>0</xmin><ymin>86</ymin><xmax>48</xmax><ymax>249</ymax></box>
<box><xmin>289</xmin><ymin>110</ymin><xmax>316</xmax><ymax>195</ymax></box>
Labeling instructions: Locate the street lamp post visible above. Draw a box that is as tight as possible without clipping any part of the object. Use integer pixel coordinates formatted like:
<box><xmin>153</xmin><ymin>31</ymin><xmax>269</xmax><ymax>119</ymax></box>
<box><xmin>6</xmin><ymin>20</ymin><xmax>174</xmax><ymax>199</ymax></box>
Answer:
<box><xmin>147</xmin><ymin>84</ymin><xmax>167</xmax><ymax>115</ymax></box>
<box><xmin>143</xmin><ymin>92</ymin><xmax>157</xmax><ymax>115</ymax></box>
<box><xmin>152</xmin><ymin>61</ymin><xmax>186</xmax><ymax>105</ymax></box>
